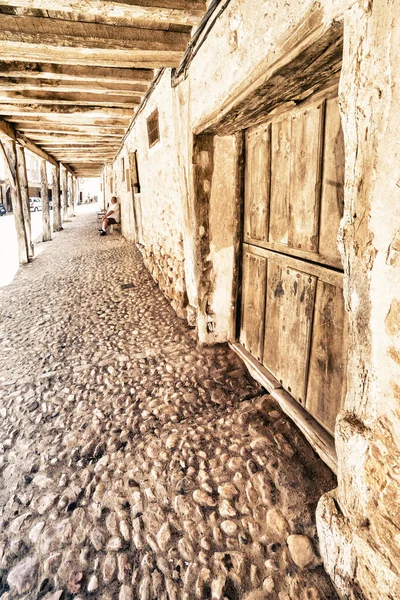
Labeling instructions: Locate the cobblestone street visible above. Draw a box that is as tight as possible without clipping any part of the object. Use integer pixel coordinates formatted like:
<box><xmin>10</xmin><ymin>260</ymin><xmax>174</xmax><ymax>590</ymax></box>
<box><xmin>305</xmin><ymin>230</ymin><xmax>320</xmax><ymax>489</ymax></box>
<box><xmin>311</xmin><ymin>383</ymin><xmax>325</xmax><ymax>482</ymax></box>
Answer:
<box><xmin>0</xmin><ymin>209</ymin><xmax>339</xmax><ymax>600</ymax></box>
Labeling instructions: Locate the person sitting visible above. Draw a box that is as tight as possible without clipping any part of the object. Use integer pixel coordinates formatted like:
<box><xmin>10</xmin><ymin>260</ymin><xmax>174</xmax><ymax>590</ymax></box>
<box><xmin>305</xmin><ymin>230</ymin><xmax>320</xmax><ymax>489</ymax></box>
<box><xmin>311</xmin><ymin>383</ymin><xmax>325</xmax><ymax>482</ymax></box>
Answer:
<box><xmin>99</xmin><ymin>196</ymin><xmax>120</xmax><ymax>236</ymax></box>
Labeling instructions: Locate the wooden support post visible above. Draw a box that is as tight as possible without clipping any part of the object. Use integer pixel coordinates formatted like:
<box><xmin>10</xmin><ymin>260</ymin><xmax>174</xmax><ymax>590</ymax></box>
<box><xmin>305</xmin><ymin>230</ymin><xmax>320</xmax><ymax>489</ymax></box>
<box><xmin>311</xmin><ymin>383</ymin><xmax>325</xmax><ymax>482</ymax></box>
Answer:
<box><xmin>61</xmin><ymin>166</ymin><xmax>68</xmax><ymax>220</ymax></box>
<box><xmin>52</xmin><ymin>163</ymin><xmax>62</xmax><ymax>232</ymax></box>
<box><xmin>0</xmin><ymin>139</ymin><xmax>29</xmax><ymax>264</ymax></box>
<box><xmin>67</xmin><ymin>172</ymin><xmax>72</xmax><ymax>217</ymax></box>
<box><xmin>72</xmin><ymin>176</ymin><xmax>77</xmax><ymax>216</ymax></box>
<box><xmin>16</xmin><ymin>144</ymin><xmax>34</xmax><ymax>258</ymax></box>
<box><xmin>40</xmin><ymin>158</ymin><xmax>51</xmax><ymax>242</ymax></box>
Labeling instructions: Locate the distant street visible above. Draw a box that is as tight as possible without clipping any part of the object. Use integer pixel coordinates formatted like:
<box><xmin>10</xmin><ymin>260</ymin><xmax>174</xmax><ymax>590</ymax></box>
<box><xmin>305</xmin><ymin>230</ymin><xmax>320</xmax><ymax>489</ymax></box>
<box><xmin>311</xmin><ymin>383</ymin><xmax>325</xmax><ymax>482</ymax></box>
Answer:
<box><xmin>0</xmin><ymin>210</ymin><xmax>49</xmax><ymax>287</ymax></box>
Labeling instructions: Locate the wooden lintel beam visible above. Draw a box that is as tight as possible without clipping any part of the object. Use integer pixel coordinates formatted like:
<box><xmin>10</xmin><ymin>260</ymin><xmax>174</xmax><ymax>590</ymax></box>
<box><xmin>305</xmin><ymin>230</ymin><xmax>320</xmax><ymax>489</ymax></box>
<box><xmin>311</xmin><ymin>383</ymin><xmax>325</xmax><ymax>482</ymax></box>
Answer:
<box><xmin>0</xmin><ymin>1</ymin><xmax>204</xmax><ymax>26</ymax></box>
<box><xmin>0</xmin><ymin>62</ymin><xmax>154</xmax><ymax>84</ymax></box>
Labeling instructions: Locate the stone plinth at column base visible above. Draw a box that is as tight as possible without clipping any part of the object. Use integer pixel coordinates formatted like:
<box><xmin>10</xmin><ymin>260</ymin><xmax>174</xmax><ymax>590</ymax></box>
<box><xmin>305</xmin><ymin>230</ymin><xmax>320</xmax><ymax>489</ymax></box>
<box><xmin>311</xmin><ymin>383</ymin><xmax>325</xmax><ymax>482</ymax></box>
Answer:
<box><xmin>317</xmin><ymin>490</ymin><xmax>400</xmax><ymax>600</ymax></box>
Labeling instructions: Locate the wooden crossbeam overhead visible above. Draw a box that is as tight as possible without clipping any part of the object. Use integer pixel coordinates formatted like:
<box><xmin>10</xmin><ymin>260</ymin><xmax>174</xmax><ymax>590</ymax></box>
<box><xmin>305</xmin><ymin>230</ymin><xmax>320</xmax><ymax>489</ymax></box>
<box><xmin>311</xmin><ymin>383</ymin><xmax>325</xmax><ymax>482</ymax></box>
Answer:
<box><xmin>0</xmin><ymin>62</ymin><xmax>155</xmax><ymax>84</ymax></box>
<box><xmin>4</xmin><ymin>115</ymin><xmax>131</xmax><ymax>127</ymax></box>
<box><xmin>0</xmin><ymin>104</ymin><xmax>134</xmax><ymax>117</ymax></box>
<box><xmin>0</xmin><ymin>78</ymin><xmax>150</xmax><ymax>95</ymax></box>
<box><xmin>11</xmin><ymin>123</ymin><xmax>127</xmax><ymax>135</ymax></box>
<box><xmin>0</xmin><ymin>15</ymin><xmax>189</xmax><ymax>68</ymax></box>
<box><xmin>0</xmin><ymin>0</ymin><xmax>204</xmax><ymax>26</ymax></box>
<box><xmin>0</xmin><ymin>91</ymin><xmax>141</xmax><ymax>107</ymax></box>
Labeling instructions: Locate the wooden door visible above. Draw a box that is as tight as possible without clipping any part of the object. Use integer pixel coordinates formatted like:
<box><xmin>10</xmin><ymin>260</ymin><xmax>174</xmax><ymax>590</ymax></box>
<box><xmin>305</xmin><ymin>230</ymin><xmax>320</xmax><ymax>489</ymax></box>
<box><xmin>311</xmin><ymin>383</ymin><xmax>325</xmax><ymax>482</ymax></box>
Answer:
<box><xmin>239</xmin><ymin>82</ymin><xmax>347</xmax><ymax>436</ymax></box>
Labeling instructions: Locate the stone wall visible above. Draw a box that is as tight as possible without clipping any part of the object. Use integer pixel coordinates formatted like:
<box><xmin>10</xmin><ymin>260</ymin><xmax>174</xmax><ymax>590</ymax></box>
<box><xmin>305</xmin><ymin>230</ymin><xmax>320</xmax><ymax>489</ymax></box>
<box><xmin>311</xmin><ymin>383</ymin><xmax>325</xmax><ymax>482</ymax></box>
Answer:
<box><xmin>113</xmin><ymin>1</ymin><xmax>400</xmax><ymax>598</ymax></box>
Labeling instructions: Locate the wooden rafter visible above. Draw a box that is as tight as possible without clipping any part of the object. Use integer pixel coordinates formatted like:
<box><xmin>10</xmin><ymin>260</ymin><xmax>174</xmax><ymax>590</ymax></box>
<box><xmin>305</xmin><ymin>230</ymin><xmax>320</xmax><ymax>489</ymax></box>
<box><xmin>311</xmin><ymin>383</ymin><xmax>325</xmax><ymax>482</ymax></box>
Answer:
<box><xmin>0</xmin><ymin>0</ymin><xmax>204</xmax><ymax>26</ymax></box>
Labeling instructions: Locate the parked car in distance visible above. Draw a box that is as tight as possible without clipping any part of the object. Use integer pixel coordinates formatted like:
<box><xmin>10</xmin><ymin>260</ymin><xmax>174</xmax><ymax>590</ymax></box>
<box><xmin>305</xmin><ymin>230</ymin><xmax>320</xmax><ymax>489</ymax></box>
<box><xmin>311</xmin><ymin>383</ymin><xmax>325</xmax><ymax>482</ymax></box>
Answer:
<box><xmin>0</xmin><ymin>204</ymin><xmax>6</xmax><ymax>216</ymax></box>
<box><xmin>29</xmin><ymin>197</ymin><xmax>42</xmax><ymax>212</ymax></box>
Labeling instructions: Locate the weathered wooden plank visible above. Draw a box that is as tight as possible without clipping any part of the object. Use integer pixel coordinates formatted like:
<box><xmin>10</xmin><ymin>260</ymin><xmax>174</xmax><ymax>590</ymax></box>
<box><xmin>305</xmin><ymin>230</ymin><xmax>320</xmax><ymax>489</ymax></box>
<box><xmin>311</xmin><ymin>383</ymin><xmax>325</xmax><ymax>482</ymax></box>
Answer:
<box><xmin>67</xmin><ymin>172</ymin><xmax>73</xmax><ymax>218</ymax></box>
<box><xmin>16</xmin><ymin>144</ymin><xmax>33</xmax><ymax>257</ymax></box>
<box><xmin>319</xmin><ymin>96</ymin><xmax>344</xmax><ymax>265</ymax></box>
<box><xmin>0</xmin><ymin>117</ymin><xmax>16</xmax><ymax>140</ymax></box>
<box><xmin>264</xmin><ymin>261</ymin><xmax>317</xmax><ymax>404</ymax></box>
<box><xmin>0</xmin><ymin>0</ymin><xmax>204</xmax><ymax>26</ymax></box>
<box><xmin>0</xmin><ymin>104</ymin><xmax>134</xmax><ymax>117</ymax></box>
<box><xmin>288</xmin><ymin>101</ymin><xmax>324</xmax><ymax>253</ymax></box>
<box><xmin>0</xmin><ymin>78</ymin><xmax>149</xmax><ymax>95</ymax></box>
<box><xmin>269</xmin><ymin>115</ymin><xmax>290</xmax><ymax>244</ymax></box>
<box><xmin>6</xmin><ymin>114</ymin><xmax>131</xmax><ymax>125</ymax></box>
<box><xmin>0</xmin><ymin>90</ymin><xmax>140</xmax><ymax>107</ymax></box>
<box><xmin>14</xmin><ymin>125</ymin><xmax>127</xmax><ymax>136</ymax></box>
<box><xmin>61</xmin><ymin>167</ymin><xmax>68</xmax><ymax>220</ymax></box>
<box><xmin>56</xmin><ymin>156</ymin><xmax>115</xmax><ymax>162</ymax></box>
<box><xmin>40</xmin><ymin>158</ymin><xmax>51</xmax><ymax>242</ymax></box>
<box><xmin>262</xmin><ymin>260</ymin><xmax>284</xmax><ymax>379</ymax></box>
<box><xmin>0</xmin><ymin>47</ymin><xmax>184</xmax><ymax>69</ymax></box>
<box><xmin>0</xmin><ymin>139</ymin><xmax>29</xmax><ymax>263</ymax></box>
<box><xmin>306</xmin><ymin>280</ymin><xmax>348</xmax><ymax>435</ymax></box>
<box><xmin>244</xmin><ymin>124</ymin><xmax>270</xmax><ymax>243</ymax></box>
<box><xmin>16</xmin><ymin>132</ymin><xmax>58</xmax><ymax>166</ymax></box>
<box><xmin>246</xmin><ymin>239</ymin><xmax>343</xmax><ymax>271</ymax></box>
<box><xmin>0</xmin><ymin>62</ymin><xmax>154</xmax><ymax>84</ymax></box>
<box><xmin>244</xmin><ymin>242</ymin><xmax>343</xmax><ymax>288</ymax></box>
<box><xmin>229</xmin><ymin>342</ymin><xmax>281</xmax><ymax>391</ymax></box>
<box><xmin>239</xmin><ymin>251</ymin><xmax>267</xmax><ymax>363</ymax></box>
<box><xmin>52</xmin><ymin>163</ymin><xmax>62</xmax><ymax>232</ymax></box>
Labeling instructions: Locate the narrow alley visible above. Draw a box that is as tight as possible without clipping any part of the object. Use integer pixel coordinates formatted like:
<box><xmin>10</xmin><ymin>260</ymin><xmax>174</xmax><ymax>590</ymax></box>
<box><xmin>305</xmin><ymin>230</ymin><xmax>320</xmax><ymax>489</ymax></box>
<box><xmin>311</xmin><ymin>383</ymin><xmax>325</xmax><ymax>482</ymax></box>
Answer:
<box><xmin>0</xmin><ymin>210</ymin><xmax>338</xmax><ymax>600</ymax></box>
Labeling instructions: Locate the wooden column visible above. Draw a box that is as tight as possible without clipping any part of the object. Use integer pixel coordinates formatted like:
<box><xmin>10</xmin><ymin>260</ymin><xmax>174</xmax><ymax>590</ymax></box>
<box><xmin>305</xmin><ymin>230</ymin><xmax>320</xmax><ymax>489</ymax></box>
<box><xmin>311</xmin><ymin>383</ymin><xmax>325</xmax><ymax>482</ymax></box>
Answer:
<box><xmin>16</xmin><ymin>144</ymin><xmax>33</xmax><ymax>258</ymax></box>
<box><xmin>40</xmin><ymin>158</ymin><xmax>51</xmax><ymax>242</ymax></box>
<box><xmin>52</xmin><ymin>163</ymin><xmax>62</xmax><ymax>232</ymax></box>
<box><xmin>62</xmin><ymin>166</ymin><xmax>68</xmax><ymax>220</ymax></box>
<box><xmin>67</xmin><ymin>172</ymin><xmax>73</xmax><ymax>217</ymax></box>
<box><xmin>0</xmin><ymin>139</ymin><xmax>29</xmax><ymax>264</ymax></box>
<box><xmin>72</xmin><ymin>176</ymin><xmax>77</xmax><ymax>216</ymax></box>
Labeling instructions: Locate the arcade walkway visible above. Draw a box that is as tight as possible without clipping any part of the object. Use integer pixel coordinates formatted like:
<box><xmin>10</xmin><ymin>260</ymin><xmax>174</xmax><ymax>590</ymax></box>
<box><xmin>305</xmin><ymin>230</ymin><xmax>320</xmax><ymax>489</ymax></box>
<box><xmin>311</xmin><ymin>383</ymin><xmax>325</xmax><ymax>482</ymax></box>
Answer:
<box><xmin>0</xmin><ymin>208</ymin><xmax>338</xmax><ymax>599</ymax></box>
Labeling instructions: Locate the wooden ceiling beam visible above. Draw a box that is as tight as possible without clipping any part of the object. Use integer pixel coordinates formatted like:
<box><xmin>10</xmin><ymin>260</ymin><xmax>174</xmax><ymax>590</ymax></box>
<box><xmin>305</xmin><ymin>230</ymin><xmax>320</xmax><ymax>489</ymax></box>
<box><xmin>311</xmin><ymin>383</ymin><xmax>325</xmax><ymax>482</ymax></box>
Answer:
<box><xmin>0</xmin><ymin>90</ymin><xmax>141</xmax><ymax>107</ymax></box>
<box><xmin>0</xmin><ymin>78</ymin><xmax>150</xmax><ymax>95</ymax></box>
<box><xmin>0</xmin><ymin>15</ymin><xmax>189</xmax><ymax>68</ymax></box>
<box><xmin>11</xmin><ymin>123</ymin><xmax>127</xmax><ymax>135</ymax></box>
<box><xmin>5</xmin><ymin>114</ymin><xmax>131</xmax><ymax>126</ymax></box>
<box><xmin>0</xmin><ymin>1</ymin><xmax>204</xmax><ymax>26</ymax></box>
<box><xmin>0</xmin><ymin>62</ymin><xmax>154</xmax><ymax>84</ymax></box>
<box><xmin>0</xmin><ymin>104</ymin><xmax>134</xmax><ymax>117</ymax></box>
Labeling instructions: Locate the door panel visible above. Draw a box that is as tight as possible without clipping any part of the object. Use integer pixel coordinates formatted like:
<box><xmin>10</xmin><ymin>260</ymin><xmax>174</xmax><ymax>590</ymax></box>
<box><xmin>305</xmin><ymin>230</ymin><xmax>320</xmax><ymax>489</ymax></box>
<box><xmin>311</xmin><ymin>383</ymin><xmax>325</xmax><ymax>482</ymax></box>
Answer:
<box><xmin>288</xmin><ymin>102</ymin><xmax>324</xmax><ymax>254</ymax></box>
<box><xmin>264</xmin><ymin>260</ymin><xmax>317</xmax><ymax>404</ymax></box>
<box><xmin>244</xmin><ymin>125</ymin><xmax>271</xmax><ymax>243</ymax></box>
<box><xmin>319</xmin><ymin>96</ymin><xmax>345</xmax><ymax>264</ymax></box>
<box><xmin>239</xmin><ymin>251</ymin><xmax>267</xmax><ymax>363</ymax></box>
<box><xmin>270</xmin><ymin>116</ymin><xmax>291</xmax><ymax>245</ymax></box>
<box><xmin>306</xmin><ymin>280</ymin><xmax>348</xmax><ymax>435</ymax></box>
